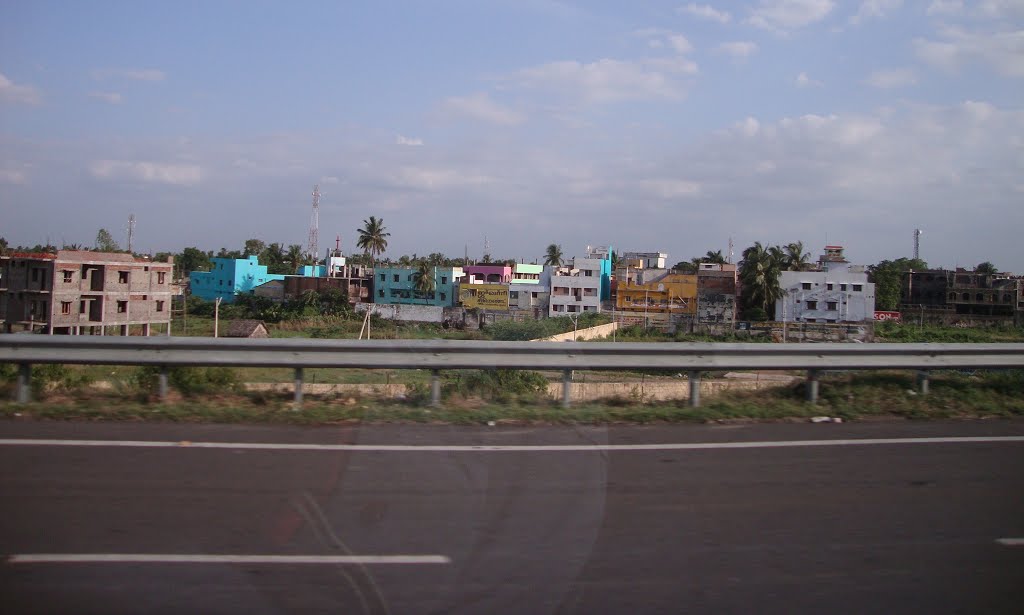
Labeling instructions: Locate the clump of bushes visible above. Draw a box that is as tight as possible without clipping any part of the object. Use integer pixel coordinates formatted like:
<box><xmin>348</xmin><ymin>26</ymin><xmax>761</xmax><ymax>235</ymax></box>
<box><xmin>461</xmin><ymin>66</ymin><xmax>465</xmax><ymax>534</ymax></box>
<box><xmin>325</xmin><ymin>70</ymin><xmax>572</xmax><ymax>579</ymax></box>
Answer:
<box><xmin>133</xmin><ymin>366</ymin><xmax>239</xmax><ymax>397</ymax></box>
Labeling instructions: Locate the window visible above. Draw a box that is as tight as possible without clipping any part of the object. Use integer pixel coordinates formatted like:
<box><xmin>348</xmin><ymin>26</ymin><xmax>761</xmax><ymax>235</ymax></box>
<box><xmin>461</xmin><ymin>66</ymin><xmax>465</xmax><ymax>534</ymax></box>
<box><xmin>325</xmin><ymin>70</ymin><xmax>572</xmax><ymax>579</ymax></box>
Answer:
<box><xmin>118</xmin><ymin>271</ymin><xmax>129</xmax><ymax>283</ymax></box>
<box><xmin>976</xmin><ymin>293</ymin><xmax>984</xmax><ymax>302</ymax></box>
<box><xmin>380</xmin><ymin>274</ymin><xmax>385</xmax><ymax>282</ymax></box>
<box><xmin>840</xmin><ymin>284</ymin><xmax>847</xmax><ymax>291</ymax></box>
<box><xmin>826</xmin><ymin>283</ymin><xmax>833</xmax><ymax>291</ymax></box>
<box><xmin>806</xmin><ymin>300</ymin><xmax>818</xmax><ymax>310</ymax></box>
<box><xmin>961</xmin><ymin>292</ymin><xmax>969</xmax><ymax>301</ymax></box>
<box><xmin>584</xmin><ymin>270</ymin><xmax>593</xmax><ymax>277</ymax></box>
<box><xmin>532</xmin><ymin>292</ymin><xmax>538</xmax><ymax>299</ymax></box>
<box><xmin>510</xmin><ymin>291</ymin><xmax>519</xmax><ymax>299</ymax></box>
<box><xmin>218</xmin><ymin>280</ymin><xmax>223</xmax><ymax>286</ymax></box>
<box><xmin>440</xmin><ymin>293</ymin><xmax>446</xmax><ymax>301</ymax></box>
<box><xmin>157</xmin><ymin>272</ymin><xmax>166</xmax><ymax>284</ymax></box>
<box><xmin>441</xmin><ymin>276</ymin><xmax>447</xmax><ymax>284</ymax></box>
<box><xmin>378</xmin><ymin>290</ymin><xmax>384</xmax><ymax>298</ymax></box>
<box><xmin>949</xmin><ymin>292</ymin><xmax>956</xmax><ymax>301</ymax></box>
<box><xmin>63</xmin><ymin>271</ymin><xmax>73</xmax><ymax>283</ymax></box>
<box><xmin>31</xmin><ymin>269</ymin><xmax>39</xmax><ymax>282</ymax></box>
<box><xmin>393</xmin><ymin>274</ymin><xmax>400</xmax><ymax>282</ymax></box>
<box><xmin>827</xmin><ymin>319</ymin><xmax>837</xmax><ymax>324</ymax></box>
<box><xmin>79</xmin><ymin>300</ymin><xmax>87</xmax><ymax>314</ymax></box>
<box><xmin>61</xmin><ymin>301</ymin><xmax>71</xmax><ymax>314</ymax></box>
<box><xmin>156</xmin><ymin>301</ymin><xmax>165</xmax><ymax>312</ymax></box>
<box><xmin>116</xmin><ymin>301</ymin><xmax>127</xmax><ymax>313</ymax></box>
<box><xmin>802</xmin><ymin>282</ymin><xmax>812</xmax><ymax>290</ymax></box>
<box><xmin>852</xmin><ymin>284</ymin><xmax>863</xmax><ymax>292</ymax></box>
<box><xmin>827</xmin><ymin>301</ymin><xmax>838</xmax><ymax>311</ymax></box>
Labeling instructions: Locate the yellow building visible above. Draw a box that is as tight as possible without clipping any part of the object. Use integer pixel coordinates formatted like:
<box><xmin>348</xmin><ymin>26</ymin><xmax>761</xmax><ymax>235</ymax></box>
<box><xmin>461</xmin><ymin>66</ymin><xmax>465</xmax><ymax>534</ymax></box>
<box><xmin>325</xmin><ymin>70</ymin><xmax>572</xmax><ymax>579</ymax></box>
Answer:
<box><xmin>616</xmin><ymin>273</ymin><xmax>697</xmax><ymax>314</ymax></box>
<box><xmin>459</xmin><ymin>283</ymin><xmax>509</xmax><ymax>309</ymax></box>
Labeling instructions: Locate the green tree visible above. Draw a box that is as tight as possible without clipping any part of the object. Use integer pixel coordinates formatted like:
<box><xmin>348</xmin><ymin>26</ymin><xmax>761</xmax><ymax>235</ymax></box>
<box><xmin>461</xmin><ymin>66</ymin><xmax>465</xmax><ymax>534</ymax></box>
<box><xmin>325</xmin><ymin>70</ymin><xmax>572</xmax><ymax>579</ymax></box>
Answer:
<box><xmin>739</xmin><ymin>242</ymin><xmax>784</xmax><ymax>316</ymax></box>
<box><xmin>975</xmin><ymin>262</ymin><xmax>998</xmax><ymax>275</ymax></box>
<box><xmin>216</xmin><ymin>247</ymin><xmax>243</xmax><ymax>259</ymax></box>
<box><xmin>177</xmin><ymin>247</ymin><xmax>212</xmax><ymax>276</ymax></box>
<box><xmin>285</xmin><ymin>244</ymin><xmax>306</xmax><ymax>272</ymax></box>
<box><xmin>0</xmin><ymin>237</ymin><xmax>9</xmax><ymax>254</ymax></box>
<box><xmin>703</xmin><ymin>249</ymin><xmax>726</xmax><ymax>264</ymax></box>
<box><xmin>782</xmin><ymin>242</ymin><xmax>810</xmax><ymax>271</ymax></box>
<box><xmin>412</xmin><ymin>260</ymin><xmax>436</xmax><ymax>303</ymax></box>
<box><xmin>672</xmin><ymin>261</ymin><xmax>697</xmax><ymax>274</ymax></box>
<box><xmin>95</xmin><ymin>228</ymin><xmax>120</xmax><ymax>252</ymax></box>
<box><xmin>543</xmin><ymin>244</ymin><xmax>563</xmax><ymax>267</ymax></box>
<box><xmin>261</xmin><ymin>242</ymin><xmax>289</xmax><ymax>274</ymax></box>
<box><xmin>243</xmin><ymin>239</ymin><xmax>266</xmax><ymax>258</ymax></box>
<box><xmin>868</xmin><ymin>258</ymin><xmax>928</xmax><ymax>311</ymax></box>
<box><xmin>356</xmin><ymin>216</ymin><xmax>390</xmax><ymax>266</ymax></box>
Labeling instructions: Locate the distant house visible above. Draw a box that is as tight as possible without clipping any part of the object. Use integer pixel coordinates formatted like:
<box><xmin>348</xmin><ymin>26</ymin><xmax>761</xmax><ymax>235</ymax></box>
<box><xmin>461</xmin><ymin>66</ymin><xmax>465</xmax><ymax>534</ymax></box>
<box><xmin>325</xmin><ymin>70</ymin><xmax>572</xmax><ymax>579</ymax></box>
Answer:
<box><xmin>224</xmin><ymin>319</ymin><xmax>269</xmax><ymax>338</ymax></box>
<box><xmin>189</xmin><ymin>256</ymin><xmax>285</xmax><ymax>303</ymax></box>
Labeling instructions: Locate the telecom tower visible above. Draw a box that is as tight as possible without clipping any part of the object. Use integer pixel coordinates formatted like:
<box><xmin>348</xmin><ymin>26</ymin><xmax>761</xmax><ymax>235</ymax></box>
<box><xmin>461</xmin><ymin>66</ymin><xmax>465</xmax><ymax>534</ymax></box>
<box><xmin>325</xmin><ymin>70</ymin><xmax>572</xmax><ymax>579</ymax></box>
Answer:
<box><xmin>913</xmin><ymin>229</ymin><xmax>922</xmax><ymax>261</ymax></box>
<box><xmin>127</xmin><ymin>214</ymin><xmax>136</xmax><ymax>253</ymax></box>
<box><xmin>306</xmin><ymin>185</ymin><xmax>320</xmax><ymax>261</ymax></box>
<box><xmin>727</xmin><ymin>236</ymin><xmax>734</xmax><ymax>264</ymax></box>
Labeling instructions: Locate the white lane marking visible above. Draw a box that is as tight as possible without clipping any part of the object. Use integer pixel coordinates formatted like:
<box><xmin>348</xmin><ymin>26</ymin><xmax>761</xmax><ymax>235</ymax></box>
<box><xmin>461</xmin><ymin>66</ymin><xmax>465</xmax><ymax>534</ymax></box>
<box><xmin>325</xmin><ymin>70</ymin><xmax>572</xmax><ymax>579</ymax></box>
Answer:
<box><xmin>8</xmin><ymin>554</ymin><xmax>450</xmax><ymax>565</ymax></box>
<box><xmin>996</xmin><ymin>538</ymin><xmax>1024</xmax><ymax>547</ymax></box>
<box><xmin>0</xmin><ymin>436</ymin><xmax>1023</xmax><ymax>452</ymax></box>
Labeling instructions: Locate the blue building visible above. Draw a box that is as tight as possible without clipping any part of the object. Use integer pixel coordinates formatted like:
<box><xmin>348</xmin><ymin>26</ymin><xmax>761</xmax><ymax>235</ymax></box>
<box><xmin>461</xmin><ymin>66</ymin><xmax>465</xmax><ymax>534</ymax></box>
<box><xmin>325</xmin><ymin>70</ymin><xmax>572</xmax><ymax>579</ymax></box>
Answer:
<box><xmin>189</xmin><ymin>256</ymin><xmax>286</xmax><ymax>303</ymax></box>
<box><xmin>374</xmin><ymin>266</ymin><xmax>464</xmax><ymax>307</ymax></box>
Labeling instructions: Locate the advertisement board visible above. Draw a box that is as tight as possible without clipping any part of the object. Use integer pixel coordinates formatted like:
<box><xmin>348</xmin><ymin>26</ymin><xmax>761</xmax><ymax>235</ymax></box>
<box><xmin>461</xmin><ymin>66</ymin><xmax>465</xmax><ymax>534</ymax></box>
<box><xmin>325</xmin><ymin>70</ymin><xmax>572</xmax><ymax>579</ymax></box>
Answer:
<box><xmin>459</xmin><ymin>284</ymin><xmax>509</xmax><ymax>309</ymax></box>
<box><xmin>874</xmin><ymin>311</ymin><xmax>902</xmax><ymax>323</ymax></box>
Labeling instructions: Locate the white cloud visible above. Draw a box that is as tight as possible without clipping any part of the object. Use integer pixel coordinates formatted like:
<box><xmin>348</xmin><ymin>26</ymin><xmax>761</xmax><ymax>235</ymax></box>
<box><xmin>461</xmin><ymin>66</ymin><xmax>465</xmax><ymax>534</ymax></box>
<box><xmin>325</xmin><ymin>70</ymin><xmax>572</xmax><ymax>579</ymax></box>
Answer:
<box><xmin>507</xmin><ymin>57</ymin><xmax>696</xmax><ymax>104</ymax></box>
<box><xmin>914</xmin><ymin>26</ymin><xmax>1024</xmax><ymax>77</ymax></box>
<box><xmin>748</xmin><ymin>0</ymin><xmax>836</xmax><ymax>32</ymax></box>
<box><xmin>88</xmin><ymin>91</ymin><xmax>123</xmax><ymax>104</ymax></box>
<box><xmin>89</xmin><ymin>160</ymin><xmax>202</xmax><ymax>185</ymax></box>
<box><xmin>678</xmin><ymin>3</ymin><xmax>731</xmax><ymax>23</ymax></box>
<box><xmin>715</xmin><ymin>41</ymin><xmax>759</xmax><ymax>58</ymax></box>
<box><xmin>668</xmin><ymin>34</ymin><xmax>694</xmax><ymax>54</ymax></box>
<box><xmin>641</xmin><ymin>179</ymin><xmax>701</xmax><ymax>198</ymax></box>
<box><xmin>864</xmin><ymin>68</ymin><xmax>918</xmax><ymax>88</ymax></box>
<box><xmin>926</xmin><ymin>0</ymin><xmax>963</xmax><ymax>15</ymax></box>
<box><xmin>396</xmin><ymin>135</ymin><xmax>424</xmax><ymax>146</ymax></box>
<box><xmin>735</xmin><ymin>116</ymin><xmax>761</xmax><ymax>137</ymax></box>
<box><xmin>91</xmin><ymin>68</ymin><xmax>166</xmax><ymax>82</ymax></box>
<box><xmin>0</xmin><ymin>72</ymin><xmax>41</xmax><ymax>105</ymax></box>
<box><xmin>442</xmin><ymin>92</ymin><xmax>525</xmax><ymax>125</ymax></box>
<box><xmin>849</xmin><ymin>0</ymin><xmax>902</xmax><ymax>24</ymax></box>
<box><xmin>632</xmin><ymin>29</ymin><xmax>696</xmax><ymax>55</ymax></box>
<box><xmin>795</xmin><ymin>71</ymin><xmax>822</xmax><ymax>87</ymax></box>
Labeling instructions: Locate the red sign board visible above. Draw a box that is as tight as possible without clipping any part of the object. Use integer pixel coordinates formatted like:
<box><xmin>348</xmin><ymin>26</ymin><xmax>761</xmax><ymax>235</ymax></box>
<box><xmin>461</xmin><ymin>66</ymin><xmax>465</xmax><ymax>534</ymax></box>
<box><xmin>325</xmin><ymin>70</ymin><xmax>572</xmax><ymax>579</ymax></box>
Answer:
<box><xmin>874</xmin><ymin>311</ymin><xmax>902</xmax><ymax>322</ymax></box>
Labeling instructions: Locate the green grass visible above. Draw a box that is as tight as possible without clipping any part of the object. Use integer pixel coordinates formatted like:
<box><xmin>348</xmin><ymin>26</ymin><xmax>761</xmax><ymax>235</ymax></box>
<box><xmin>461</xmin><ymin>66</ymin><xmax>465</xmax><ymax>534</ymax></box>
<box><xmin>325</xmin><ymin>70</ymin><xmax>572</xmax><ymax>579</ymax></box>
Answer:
<box><xmin>874</xmin><ymin>321</ymin><xmax>1024</xmax><ymax>343</ymax></box>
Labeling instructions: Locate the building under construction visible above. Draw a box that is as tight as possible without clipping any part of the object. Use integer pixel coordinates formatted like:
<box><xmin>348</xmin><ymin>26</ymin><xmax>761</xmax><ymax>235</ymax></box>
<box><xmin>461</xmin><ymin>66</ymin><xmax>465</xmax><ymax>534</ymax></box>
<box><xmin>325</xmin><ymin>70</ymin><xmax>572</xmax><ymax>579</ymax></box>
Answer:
<box><xmin>901</xmin><ymin>269</ymin><xmax>1024</xmax><ymax>325</ymax></box>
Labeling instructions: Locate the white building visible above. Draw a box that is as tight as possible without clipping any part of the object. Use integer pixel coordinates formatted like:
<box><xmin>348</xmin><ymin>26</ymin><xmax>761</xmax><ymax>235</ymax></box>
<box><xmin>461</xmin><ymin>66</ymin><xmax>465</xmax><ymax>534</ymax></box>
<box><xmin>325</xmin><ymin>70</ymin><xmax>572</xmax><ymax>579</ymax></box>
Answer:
<box><xmin>620</xmin><ymin>251</ymin><xmax>667</xmax><ymax>270</ymax></box>
<box><xmin>774</xmin><ymin>246</ymin><xmax>875</xmax><ymax>323</ymax></box>
<box><xmin>549</xmin><ymin>258</ymin><xmax>602</xmax><ymax>315</ymax></box>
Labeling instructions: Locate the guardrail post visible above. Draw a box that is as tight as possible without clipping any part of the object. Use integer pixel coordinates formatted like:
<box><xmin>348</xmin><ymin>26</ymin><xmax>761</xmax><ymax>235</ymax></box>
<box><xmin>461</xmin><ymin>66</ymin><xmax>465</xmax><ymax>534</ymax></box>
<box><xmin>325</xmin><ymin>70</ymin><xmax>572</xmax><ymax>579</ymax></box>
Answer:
<box><xmin>562</xmin><ymin>369</ymin><xmax>572</xmax><ymax>408</ymax></box>
<box><xmin>158</xmin><ymin>366</ymin><xmax>169</xmax><ymax>402</ymax></box>
<box><xmin>430</xmin><ymin>370</ymin><xmax>441</xmax><ymax>407</ymax></box>
<box><xmin>16</xmin><ymin>363</ymin><xmax>31</xmax><ymax>403</ymax></box>
<box><xmin>806</xmin><ymin>369</ymin><xmax>819</xmax><ymax>404</ymax></box>
<box><xmin>917</xmin><ymin>370</ymin><xmax>930</xmax><ymax>395</ymax></box>
<box><xmin>689</xmin><ymin>370</ymin><xmax>701</xmax><ymax>407</ymax></box>
<box><xmin>294</xmin><ymin>367</ymin><xmax>304</xmax><ymax>409</ymax></box>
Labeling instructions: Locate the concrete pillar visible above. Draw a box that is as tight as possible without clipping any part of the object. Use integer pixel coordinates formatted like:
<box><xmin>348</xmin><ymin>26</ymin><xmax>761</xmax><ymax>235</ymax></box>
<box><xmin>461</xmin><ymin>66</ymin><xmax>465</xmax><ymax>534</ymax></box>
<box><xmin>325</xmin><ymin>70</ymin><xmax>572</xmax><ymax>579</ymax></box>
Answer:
<box><xmin>689</xmin><ymin>370</ymin><xmax>701</xmax><ymax>407</ymax></box>
<box><xmin>562</xmin><ymin>369</ymin><xmax>572</xmax><ymax>408</ymax></box>
<box><xmin>120</xmin><ymin>324</ymin><xmax>128</xmax><ymax>336</ymax></box>
<box><xmin>917</xmin><ymin>370</ymin><xmax>930</xmax><ymax>395</ymax></box>
<box><xmin>158</xmin><ymin>366</ymin><xmax>169</xmax><ymax>402</ymax></box>
<box><xmin>806</xmin><ymin>369</ymin><xmax>819</xmax><ymax>404</ymax></box>
<box><xmin>294</xmin><ymin>367</ymin><xmax>304</xmax><ymax>409</ymax></box>
<box><xmin>431</xmin><ymin>370</ymin><xmax>441</xmax><ymax>407</ymax></box>
<box><xmin>143</xmin><ymin>323</ymin><xmax>151</xmax><ymax>336</ymax></box>
<box><xmin>16</xmin><ymin>364</ymin><xmax>31</xmax><ymax>404</ymax></box>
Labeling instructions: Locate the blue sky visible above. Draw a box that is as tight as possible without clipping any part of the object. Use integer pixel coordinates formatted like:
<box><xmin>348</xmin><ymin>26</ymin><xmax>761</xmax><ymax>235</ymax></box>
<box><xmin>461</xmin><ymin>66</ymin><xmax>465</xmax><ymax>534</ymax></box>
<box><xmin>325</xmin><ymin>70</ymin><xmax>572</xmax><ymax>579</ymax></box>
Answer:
<box><xmin>2</xmin><ymin>1</ymin><xmax>1022</xmax><ymax>271</ymax></box>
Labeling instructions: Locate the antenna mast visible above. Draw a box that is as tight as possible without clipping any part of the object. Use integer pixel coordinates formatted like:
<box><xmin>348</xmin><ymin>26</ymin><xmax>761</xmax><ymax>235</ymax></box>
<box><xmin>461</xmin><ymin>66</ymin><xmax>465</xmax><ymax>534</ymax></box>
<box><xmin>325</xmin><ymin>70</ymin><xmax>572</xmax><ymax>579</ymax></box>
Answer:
<box><xmin>727</xmin><ymin>236</ymin><xmax>734</xmax><ymax>264</ymax></box>
<box><xmin>127</xmin><ymin>213</ymin><xmax>136</xmax><ymax>254</ymax></box>
<box><xmin>913</xmin><ymin>229</ymin><xmax>922</xmax><ymax>261</ymax></box>
<box><xmin>307</xmin><ymin>185</ymin><xmax>320</xmax><ymax>261</ymax></box>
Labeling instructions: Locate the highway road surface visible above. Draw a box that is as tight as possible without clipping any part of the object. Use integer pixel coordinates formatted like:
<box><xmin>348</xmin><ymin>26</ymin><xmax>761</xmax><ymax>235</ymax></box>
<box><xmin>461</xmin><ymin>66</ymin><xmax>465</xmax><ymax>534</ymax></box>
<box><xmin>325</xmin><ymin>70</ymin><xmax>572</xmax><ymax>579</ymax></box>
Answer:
<box><xmin>2</xmin><ymin>419</ymin><xmax>1023</xmax><ymax>614</ymax></box>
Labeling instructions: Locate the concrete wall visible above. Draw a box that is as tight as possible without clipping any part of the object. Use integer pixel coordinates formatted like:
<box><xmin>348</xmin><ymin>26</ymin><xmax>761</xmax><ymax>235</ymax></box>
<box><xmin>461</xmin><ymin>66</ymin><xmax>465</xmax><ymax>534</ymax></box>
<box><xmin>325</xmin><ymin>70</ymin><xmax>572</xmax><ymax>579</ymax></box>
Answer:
<box><xmin>534</xmin><ymin>321</ymin><xmax>619</xmax><ymax>341</ymax></box>
<box><xmin>356</xmin><ymin>302</ymin><xmax>446</xmax><ymax>323</ymax></box>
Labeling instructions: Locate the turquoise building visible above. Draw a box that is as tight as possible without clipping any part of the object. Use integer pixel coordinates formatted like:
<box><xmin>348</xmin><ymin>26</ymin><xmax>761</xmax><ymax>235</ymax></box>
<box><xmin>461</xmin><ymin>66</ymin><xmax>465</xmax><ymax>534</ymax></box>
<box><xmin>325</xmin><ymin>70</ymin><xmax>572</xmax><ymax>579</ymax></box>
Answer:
<box><xmin>189</xmin><ymin>256</ymin><xmax>286</xmax><ymax>303</ymax></box>
<box><xmin>374</xmin><ymin>266</ymin><xmax>464</xmax><ymax>307</ymax></box>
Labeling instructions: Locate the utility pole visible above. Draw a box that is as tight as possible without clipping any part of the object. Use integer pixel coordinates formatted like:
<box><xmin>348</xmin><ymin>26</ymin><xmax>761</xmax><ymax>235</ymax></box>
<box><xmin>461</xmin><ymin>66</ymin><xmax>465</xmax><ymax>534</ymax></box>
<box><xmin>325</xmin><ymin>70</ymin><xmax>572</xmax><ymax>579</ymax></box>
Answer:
<box><xmin>214</xmin><ymin>296</ymin><xmax>222</xmax><ymax>338</ymax></box>
<box><xmin>127</xmin><ymin>214</ymin><xmax>136</xmax><ymax>254</ymax></box>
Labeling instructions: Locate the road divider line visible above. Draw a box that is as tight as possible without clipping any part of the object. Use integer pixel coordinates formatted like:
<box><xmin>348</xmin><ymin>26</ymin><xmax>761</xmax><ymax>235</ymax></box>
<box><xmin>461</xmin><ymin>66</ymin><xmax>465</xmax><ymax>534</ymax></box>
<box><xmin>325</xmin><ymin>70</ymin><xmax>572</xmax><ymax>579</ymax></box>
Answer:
<box><xmin>7</xmin><ymin>554</ymin><xmax>451</xmax><ymax>565</ymax></box>
<box><xmin>996</xmin><ymin>538</ymin><xmax>1024</xmax><ymax>547</ymax></box>
<box><xmin>1</xmin><ymin>436</ymin><xmax>1023</xmax><ymax>452</ymax></box>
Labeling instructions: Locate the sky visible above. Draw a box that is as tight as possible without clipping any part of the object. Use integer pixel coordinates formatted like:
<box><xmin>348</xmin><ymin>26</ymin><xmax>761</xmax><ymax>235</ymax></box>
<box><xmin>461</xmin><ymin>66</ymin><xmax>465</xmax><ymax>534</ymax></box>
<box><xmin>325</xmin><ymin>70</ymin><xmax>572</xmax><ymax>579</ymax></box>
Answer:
<box><xmin>1</xmin><ymin>0</ymin><xmax>1022</xmax><ymax>272</ymax></box>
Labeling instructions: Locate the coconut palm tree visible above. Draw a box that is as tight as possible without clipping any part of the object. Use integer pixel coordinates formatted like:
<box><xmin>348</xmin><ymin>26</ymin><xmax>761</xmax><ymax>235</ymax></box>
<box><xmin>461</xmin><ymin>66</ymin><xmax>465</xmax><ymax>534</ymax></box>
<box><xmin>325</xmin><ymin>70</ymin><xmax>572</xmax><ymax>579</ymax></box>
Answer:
<box><xmin>285</xmin><ymin>244</ymin><xmax>306</xmax><ymax>272</ymax></box>
<box><xmin>739</xmin><ymin>242</ymin><xmax>784</xmax><ymax>316</ymax></box>
<box><xmin>356</xmin><ymin>216</ymin><xmax>390</xmax><ymax>266</ymax></box>
<box><xmin>412</xmin><ymin>260</ymin><xmax>435</xmax><ymax>304</ymax></box>
<box><xmin>544</xmin><ymin>244</ymin><xmax>563</xmax><ymax>267</ymax></box>
<box><xmin>704</xmin><ymin>249</ymin><xmax>726</xmax><ymax>264</ymax></box>
<box><xmin>783</xmin><ymin>241</ymin><xmax>810</xmax><ymax>271</ymax></box>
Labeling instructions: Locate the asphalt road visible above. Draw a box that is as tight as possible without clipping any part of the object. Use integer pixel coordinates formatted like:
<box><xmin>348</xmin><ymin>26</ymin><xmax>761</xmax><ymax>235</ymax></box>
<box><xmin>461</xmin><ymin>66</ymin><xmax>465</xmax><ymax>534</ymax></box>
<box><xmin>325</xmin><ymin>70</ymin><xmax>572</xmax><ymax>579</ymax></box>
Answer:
<box><xmin>2</xmin><ymin>419</ymin><xmax>1023</xmax><ymax>614</ymax></box>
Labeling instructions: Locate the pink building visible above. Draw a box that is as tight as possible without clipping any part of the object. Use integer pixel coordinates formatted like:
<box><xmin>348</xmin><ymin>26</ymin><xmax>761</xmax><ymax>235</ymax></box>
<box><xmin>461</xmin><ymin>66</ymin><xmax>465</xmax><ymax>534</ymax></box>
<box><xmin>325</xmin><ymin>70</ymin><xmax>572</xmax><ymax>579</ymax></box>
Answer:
<box><xmin>463</xmin><ymin>265</ymin><xmax>512</xmax><ymax>284</ymax></box>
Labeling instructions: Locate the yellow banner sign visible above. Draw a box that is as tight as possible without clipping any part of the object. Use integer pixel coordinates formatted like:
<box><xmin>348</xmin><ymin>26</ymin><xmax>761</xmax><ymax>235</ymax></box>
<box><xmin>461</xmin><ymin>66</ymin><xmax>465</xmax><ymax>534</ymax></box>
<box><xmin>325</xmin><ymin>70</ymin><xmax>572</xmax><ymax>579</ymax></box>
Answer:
<box><xmin>459</xmin><ymin>284</ymin><xmax>509</xmax><ymax>309</ymax></box>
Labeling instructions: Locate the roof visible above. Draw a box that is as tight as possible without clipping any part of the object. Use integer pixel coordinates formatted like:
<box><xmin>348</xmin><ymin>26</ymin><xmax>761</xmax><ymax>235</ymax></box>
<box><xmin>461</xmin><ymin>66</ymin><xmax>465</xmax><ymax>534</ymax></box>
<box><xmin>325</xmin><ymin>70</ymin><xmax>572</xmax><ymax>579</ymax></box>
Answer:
<box><xmin>224</xmin><ymin>320</ymin><xmax>269</xmax><ymax>337</ymax></box>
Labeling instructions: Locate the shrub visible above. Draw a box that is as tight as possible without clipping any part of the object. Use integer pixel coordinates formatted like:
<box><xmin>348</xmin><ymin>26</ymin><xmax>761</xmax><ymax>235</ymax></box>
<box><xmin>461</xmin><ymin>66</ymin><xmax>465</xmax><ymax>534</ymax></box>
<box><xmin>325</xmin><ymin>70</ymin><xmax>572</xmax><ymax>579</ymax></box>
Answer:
<box><xmin>134</xmin><ymin>366</ymin><xmax>239</xmax><ymax>397</ymax></box>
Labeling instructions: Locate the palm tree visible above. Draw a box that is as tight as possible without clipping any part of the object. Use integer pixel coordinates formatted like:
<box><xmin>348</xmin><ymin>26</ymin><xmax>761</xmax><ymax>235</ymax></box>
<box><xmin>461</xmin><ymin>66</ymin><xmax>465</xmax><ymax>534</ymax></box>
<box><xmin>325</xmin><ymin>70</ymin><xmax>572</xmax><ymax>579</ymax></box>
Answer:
<box><xmin>544</xmin><ymin>244</ymin><xmax>563</xmax><ymax>267</ymax></box>
<box><xmin>975</xmin><ymin>262</ymin><xmax>998</xmax><ymax>275</ymax></box>
<box><xmin>783</xmin><ymin>241</ymin><xmax>810</xmax><ymax>271</ymax></box>
<box><xmin>739</xmin><ymin>242</ymin><xmax>784</xmax><ymax>316</ymax></box>
<box><xmin>285</xmin><ymin>244</ymin><xmax>305</xmax><ymax>272</ymax></box>
<box><xmin>412</xmin><ymin>260</ymin><xmax>435</xmax><ymax>304</ymax></box>
<box><xmin>704</xmin><ymin>249</ymin><xmax>726</xmax><ymax>264</ymax></box>
<box><xmin>356</xmin><ymin>216</ymin><xmax>390</xmax><ymax>266</ymax></box>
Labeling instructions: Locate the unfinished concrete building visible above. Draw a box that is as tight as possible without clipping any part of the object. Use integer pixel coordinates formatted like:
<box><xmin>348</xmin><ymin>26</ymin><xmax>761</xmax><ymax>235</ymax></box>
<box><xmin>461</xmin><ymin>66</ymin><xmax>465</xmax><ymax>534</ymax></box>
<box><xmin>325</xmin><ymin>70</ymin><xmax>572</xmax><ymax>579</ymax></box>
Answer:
<box><xmin>901</xmin><ymin>269</ymin><xmax>1023</xmax><ymax>325</ymax></box>
<box><xmin>696</xmin><ymin>263</ymin><xmax>738</xmax><ymax>326</ymax></box>
<box><xmin>0</xmin><ymin>250</ymin><xmax>174</xmax><ymax>335</ymax></box>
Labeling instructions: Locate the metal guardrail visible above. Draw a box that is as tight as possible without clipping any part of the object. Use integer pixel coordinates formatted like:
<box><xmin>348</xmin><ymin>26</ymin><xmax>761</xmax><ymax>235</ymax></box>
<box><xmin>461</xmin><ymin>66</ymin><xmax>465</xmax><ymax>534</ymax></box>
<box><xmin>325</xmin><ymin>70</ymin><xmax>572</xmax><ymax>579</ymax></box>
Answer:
<box><xmin>2</xmin><ymin>336</ymin><xmax>1023</xmax><ymax>408</ymax></box>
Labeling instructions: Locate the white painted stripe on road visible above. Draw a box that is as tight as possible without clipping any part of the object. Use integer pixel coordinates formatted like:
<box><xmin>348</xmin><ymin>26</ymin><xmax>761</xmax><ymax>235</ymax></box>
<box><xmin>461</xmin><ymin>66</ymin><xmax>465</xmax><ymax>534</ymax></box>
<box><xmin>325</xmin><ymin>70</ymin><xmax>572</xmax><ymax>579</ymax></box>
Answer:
<box><xmin>8</xmin><ymin>554</ymin><xmax>451</xmax><ymax>565</ymax></box>
<box><xmin>996</xmin><ymin>538</ymin><xmax>1024</xmax><ymax>547</ymax></box>
<box><xmin>1</xmin><ymin>436</ymin><xmax>1023</xmax><ymax>452</ymax></box>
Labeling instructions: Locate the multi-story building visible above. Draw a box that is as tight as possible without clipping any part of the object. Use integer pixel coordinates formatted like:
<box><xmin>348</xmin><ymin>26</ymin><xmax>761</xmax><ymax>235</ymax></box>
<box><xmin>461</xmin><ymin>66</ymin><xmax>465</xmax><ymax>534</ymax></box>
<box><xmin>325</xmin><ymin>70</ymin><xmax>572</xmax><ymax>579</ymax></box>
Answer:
<box><xmin>901</xmin><ymin>269</ymin><xmax>1022</xmax><ymax>322</ymax></box>
<box><xmin>775</xmin><ymin>246</ymin><xmax>875</xmax><ymax>323</ymax></box>
<box><xmin>511</xmin><ymin>263</ymin><xmax>543</xmax><ymax>285</ymax></box>
<box><xmin>616</xmin><ymin>272</ymin><xmax>697</xmax><ymax>315</ymax></box>
<box><xmin>374</xmin><ymin>266</ymin><xmax>464</xmax><ymax>307</ymax></box>
<box><xmin>464</xmin><ymin>264</ymin><xmax>512</xmax><ymax>285</ymax></box>
<box><xmin>0</xmin><ymin>250</ymin><xmax>173</xmax><ymax>335</ymax></box>
<box><xmin>619</xmin><ymin>251</ymin><xmax>667</xmax><ymax>270</ymax></box>
<box><xmin>189</xmin><ymin>256</ymin><xmax>286</xmax><ymax>303</ymax></box>
<box><xmin>548</xmin><ymin>247</ymin><xmax>612</xmax><ymax>315</ymax></box>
